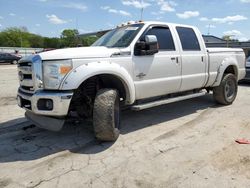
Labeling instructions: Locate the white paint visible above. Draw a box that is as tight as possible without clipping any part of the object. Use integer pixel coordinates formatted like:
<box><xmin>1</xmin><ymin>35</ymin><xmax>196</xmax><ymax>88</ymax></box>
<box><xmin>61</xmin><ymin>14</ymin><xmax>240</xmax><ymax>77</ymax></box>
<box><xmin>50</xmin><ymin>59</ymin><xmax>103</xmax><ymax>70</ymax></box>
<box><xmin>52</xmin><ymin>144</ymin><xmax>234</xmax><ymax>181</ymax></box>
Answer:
<box><xmin>34</xmin><ymin>21</ymin><xmax>245</xmax><ymax>104</ymax></box>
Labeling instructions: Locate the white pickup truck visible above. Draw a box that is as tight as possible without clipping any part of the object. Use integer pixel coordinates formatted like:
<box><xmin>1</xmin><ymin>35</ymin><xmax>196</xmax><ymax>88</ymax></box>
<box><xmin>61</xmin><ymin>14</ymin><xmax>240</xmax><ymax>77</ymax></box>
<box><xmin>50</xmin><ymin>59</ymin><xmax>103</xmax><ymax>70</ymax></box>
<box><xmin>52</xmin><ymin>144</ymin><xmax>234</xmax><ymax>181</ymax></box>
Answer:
<box><xmin>17</xmin><ymin>21</ymin><xmax>246</xmax><ymax>141</ymax></box>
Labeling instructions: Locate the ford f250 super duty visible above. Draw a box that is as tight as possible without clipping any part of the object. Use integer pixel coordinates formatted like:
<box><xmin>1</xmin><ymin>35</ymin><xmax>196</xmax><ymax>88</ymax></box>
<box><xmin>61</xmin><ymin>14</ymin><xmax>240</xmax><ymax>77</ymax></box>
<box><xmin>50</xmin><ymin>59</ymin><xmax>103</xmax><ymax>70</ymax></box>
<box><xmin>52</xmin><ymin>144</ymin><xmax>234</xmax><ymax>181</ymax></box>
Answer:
<box><xmin>17</xmin><ymin>21</ymin><xmax>246</xmax><ymax>141</ymax></box>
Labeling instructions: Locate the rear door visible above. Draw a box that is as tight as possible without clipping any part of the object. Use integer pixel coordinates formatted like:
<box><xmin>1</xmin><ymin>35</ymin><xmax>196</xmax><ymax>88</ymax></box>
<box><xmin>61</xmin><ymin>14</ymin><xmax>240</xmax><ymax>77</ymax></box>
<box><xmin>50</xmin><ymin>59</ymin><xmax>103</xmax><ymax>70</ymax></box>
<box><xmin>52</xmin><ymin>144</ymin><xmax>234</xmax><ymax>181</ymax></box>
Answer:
<box><xmin>133</xmin><ymin>25</ymin><xmax>182</xmax><ymax>99</ymax></box>
<box><xmin>175</xmin><ymin>27</ymin><xmax>207</xmax><ymax>91</ymax></box>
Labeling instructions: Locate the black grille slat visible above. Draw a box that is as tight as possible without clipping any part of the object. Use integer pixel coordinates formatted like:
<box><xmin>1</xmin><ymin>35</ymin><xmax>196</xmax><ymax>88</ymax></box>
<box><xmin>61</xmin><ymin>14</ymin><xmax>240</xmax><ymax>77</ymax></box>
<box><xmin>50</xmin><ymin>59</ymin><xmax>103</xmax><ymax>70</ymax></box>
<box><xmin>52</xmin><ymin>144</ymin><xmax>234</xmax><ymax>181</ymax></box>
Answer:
<box><xmin>18</xmin><ymin>62</ymin><xmax>32</xmax><ymax>67</ymax></box>
<box><xmin>21</xmin><ymin>86</ymin><xmax>34</xmax><ymax>91</ymax></box>
<box><xmin>23</xmin><ymin>74</ymin><xmax>32</xmax><ymax>79</ymax></box>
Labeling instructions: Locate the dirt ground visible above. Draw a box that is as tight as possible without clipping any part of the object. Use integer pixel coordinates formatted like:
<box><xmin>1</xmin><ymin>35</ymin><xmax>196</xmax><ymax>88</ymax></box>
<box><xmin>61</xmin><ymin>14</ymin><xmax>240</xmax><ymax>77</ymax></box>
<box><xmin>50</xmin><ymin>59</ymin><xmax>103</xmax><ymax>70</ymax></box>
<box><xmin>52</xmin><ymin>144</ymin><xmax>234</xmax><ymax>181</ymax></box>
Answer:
<box><xmin>0</xmin><ymin>64</ymin><xmax>250</xmax><ymax>188</ymax></box>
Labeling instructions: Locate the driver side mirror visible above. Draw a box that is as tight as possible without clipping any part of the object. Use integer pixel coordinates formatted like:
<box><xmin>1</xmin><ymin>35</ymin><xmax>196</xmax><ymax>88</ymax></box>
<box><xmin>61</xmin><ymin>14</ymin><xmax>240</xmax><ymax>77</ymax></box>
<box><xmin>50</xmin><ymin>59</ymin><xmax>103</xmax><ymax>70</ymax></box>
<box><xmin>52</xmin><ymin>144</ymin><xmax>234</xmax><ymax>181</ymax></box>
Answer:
<box><xmin>134</xmin><ymin>35</ymin><xmax>159</xmax><ymax>56</ymax></box>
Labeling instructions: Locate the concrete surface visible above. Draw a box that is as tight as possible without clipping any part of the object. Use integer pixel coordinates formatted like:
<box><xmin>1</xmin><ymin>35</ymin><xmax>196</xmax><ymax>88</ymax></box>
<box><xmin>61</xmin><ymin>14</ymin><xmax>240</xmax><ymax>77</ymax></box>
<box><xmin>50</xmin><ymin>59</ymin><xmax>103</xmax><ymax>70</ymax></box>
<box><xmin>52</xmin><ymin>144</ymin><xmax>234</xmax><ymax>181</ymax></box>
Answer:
<box><xmin>0</xmin><ymin>65</ymin><xmax>25</xmax><ymax>126</ymax></box>
<box><xmin>0</xmin><ymin>65</ymin><xmax>250</xmax><ymax>188</ymax></box>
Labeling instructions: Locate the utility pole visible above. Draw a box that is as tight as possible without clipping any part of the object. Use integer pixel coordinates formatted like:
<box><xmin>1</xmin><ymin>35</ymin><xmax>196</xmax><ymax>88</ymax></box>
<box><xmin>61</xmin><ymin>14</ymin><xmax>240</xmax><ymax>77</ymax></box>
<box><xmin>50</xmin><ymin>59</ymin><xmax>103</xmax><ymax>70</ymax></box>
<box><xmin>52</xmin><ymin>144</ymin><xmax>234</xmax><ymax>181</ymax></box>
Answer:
<box><xmin>76</xmin><ymin>18</ymin><xmax>78</xmax><ymax>31</ymax></box>
<box><xmin>20</xmin><ymin>31</ymin><xmax>22</xmax><ymax>48</ymax></box>
<box><xmin>225</xmin><ymin>35</ymin><xmax>235</xmax><ymax>48</ymax></box>
<box><xmin>140</xmin><ymin>0</ymin><xmax>144</xmax><ymax>21</ymax></box>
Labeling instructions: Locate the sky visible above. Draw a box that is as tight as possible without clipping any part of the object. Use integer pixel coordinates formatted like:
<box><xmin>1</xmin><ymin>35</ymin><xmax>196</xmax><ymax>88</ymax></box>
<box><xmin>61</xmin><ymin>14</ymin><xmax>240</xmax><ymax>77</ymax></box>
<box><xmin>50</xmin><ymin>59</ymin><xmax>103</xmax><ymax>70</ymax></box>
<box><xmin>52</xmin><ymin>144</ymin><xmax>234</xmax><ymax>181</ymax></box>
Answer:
<box><xmin>0</xmin><ymin>0</ymin><xmax>249</xmax><ymax>41</ymax></box>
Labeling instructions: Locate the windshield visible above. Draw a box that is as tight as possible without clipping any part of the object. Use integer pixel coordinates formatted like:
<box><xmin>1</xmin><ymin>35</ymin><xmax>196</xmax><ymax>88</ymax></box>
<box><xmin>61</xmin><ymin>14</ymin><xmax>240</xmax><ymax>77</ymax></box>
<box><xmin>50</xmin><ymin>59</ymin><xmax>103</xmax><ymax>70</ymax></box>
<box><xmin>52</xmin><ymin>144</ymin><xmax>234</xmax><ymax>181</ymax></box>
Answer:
<box><xmin>247</xmin><ymin>56</ymin><xmax>250</xmax><ymax>62</ymax></box>
<box><xmin>92</xmin><ymin>23</ymin><xmax>144</xmax><ymax>48</ymax></box>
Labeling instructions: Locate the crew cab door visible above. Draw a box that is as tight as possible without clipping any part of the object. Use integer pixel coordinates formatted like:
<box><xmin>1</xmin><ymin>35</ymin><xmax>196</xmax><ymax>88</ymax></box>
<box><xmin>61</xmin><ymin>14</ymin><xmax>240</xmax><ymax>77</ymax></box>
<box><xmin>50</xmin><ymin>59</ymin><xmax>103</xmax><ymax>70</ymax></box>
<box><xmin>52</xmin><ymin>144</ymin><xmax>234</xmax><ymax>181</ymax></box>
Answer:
<box><xmin>175</xmin><ymin>27</ymin><xmax>207</xmax><ymax>91</ymax></box>
<box><xmin>132</xmin><ymin>25</ymin><xmax>181</xmax><ymax>100</ymax></box>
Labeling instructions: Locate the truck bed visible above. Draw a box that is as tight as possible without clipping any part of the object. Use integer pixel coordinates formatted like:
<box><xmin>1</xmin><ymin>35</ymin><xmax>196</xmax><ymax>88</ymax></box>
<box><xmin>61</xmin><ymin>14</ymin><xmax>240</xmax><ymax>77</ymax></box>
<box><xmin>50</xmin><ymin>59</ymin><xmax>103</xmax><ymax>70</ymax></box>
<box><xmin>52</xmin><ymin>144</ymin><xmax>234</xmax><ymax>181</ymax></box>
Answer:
<box><xmin>205</xmin><ymin>47</ymin><xmax>246</xmax><ymax>87</ymax></box>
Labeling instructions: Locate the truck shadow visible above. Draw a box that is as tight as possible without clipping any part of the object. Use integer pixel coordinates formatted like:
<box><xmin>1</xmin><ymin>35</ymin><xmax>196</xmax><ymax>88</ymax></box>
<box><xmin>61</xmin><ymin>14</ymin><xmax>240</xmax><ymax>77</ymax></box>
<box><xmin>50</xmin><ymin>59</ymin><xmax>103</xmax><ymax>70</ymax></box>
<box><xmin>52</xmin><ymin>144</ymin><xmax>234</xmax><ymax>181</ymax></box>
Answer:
<box><xmin>120</xmin><ymin>94</ymin><xmax>216</xmax><ymax>134</ymax></box>
<box><xmin>238</xmin><ymin>82</ymin><xmax>250</xmax><ymax>87</ymax></box>
<box><xmin>0</xmin><ymin>94</ymin><xmax>218</xmax><ymax>163</ymax></box>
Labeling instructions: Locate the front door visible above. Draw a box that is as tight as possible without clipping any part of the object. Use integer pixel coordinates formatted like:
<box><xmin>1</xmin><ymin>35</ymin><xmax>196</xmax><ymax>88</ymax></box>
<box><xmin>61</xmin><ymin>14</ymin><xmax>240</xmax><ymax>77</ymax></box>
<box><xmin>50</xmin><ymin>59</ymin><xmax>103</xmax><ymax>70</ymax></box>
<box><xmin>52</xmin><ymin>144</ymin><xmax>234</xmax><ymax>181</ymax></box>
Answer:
<box><xmin>133</xmin><ymin>25</ymin><xmax>182</xmax><ymax>100</ymax></box>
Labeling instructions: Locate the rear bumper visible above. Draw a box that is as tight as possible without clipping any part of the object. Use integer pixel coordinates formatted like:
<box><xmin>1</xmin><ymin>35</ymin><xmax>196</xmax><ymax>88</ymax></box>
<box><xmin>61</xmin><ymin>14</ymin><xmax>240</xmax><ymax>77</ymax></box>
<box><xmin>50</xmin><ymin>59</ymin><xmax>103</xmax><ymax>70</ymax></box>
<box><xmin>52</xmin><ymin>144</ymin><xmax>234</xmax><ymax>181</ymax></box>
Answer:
<box><xmin>17</xmin><ymin>89</ymin><xmax>73</xmax><ymax>117</ymax></box>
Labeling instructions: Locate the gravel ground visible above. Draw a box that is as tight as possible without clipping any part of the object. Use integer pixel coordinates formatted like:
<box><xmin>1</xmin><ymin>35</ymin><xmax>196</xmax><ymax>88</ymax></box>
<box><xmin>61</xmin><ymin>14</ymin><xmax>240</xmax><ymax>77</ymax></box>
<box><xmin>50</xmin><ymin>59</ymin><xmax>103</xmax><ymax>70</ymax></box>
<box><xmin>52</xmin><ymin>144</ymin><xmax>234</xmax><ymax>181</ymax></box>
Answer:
<box><xmin>0</xmin><ymin>65</ymin><xmax>250</xmax><ymax>188</ymax></box>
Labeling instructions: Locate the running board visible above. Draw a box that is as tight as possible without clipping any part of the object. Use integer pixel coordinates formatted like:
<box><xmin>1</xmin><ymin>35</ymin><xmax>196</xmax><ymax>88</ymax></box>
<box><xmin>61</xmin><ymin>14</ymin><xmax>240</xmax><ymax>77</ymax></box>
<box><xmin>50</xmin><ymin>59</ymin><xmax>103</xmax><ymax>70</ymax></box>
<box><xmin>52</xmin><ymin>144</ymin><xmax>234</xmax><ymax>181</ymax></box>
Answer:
<box><xmin>131</xmin><ymin>91</ymin><xmax>207</xmax><ymax>111</ymax></box>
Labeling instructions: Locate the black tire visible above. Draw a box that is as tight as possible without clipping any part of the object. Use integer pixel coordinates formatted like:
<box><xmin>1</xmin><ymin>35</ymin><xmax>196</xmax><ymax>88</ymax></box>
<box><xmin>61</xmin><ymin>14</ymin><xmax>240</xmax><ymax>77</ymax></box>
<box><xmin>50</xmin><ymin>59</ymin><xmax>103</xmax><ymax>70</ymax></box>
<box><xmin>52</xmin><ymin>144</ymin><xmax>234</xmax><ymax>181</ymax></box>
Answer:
<box><xmin>93</xmin><ymin>89</ymin><xmax>120</xmax><ymax>141</ymax></box>
<box><xmin>213</xmin><ymin>73</ymin><xmax>238</xmax><ymax>105</ymax></box>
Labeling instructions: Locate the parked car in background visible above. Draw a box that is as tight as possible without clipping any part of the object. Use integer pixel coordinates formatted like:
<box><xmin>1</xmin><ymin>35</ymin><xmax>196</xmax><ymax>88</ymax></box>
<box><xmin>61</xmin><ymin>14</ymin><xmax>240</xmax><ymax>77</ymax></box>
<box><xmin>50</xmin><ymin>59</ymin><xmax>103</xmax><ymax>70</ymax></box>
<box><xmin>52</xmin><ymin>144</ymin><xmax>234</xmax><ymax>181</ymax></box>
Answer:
<box><xmin>36</xmin><ymin>48</ymin><xmax>56</xmax><ymax>54</ymax></box>
<box><xmin>0</xmin><ymin>52</ymin><xmax>22</xmax><ymax>64</ymax></box>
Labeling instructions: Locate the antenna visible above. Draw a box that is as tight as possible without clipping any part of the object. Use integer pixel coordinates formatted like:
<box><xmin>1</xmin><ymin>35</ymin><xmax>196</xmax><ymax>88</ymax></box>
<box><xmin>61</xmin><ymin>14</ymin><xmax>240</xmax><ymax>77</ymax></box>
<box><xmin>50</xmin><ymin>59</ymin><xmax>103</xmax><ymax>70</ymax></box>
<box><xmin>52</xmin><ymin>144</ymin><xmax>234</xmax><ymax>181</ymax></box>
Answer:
<box><xmin>140</xmin><ymin>0</ymin><xmax>144</xmax><ymax>20</ymax></box>
<box><xmin>207</xmin><ymin>24</ymin><xmax>210</xmax><ymax>35</ymax></box>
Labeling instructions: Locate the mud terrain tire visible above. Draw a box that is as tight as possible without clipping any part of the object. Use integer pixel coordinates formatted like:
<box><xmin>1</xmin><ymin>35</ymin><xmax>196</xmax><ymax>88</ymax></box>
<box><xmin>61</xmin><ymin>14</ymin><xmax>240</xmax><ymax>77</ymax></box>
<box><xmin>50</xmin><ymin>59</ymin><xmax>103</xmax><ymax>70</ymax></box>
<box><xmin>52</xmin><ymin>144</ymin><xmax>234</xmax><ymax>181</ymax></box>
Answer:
<box><xmin>213</xmin><ymin>73</ymin><xmax>237</xmax><ymax>105</ymax></box>
<box><xmin>93</xmin><ymin>89</ymin><xmax>120</xmax><ymax>141</ymax></box>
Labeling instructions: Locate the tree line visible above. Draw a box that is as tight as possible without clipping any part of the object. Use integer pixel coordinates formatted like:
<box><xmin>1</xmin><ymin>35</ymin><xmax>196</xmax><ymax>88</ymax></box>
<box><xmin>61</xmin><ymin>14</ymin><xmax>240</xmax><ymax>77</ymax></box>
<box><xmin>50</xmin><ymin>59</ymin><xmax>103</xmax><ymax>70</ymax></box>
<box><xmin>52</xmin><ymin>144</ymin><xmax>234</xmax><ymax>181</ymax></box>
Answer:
<box><xmin>0</xmin><ymin>27</ymin><xmax>99</xmax><ymax>48</ymax></box>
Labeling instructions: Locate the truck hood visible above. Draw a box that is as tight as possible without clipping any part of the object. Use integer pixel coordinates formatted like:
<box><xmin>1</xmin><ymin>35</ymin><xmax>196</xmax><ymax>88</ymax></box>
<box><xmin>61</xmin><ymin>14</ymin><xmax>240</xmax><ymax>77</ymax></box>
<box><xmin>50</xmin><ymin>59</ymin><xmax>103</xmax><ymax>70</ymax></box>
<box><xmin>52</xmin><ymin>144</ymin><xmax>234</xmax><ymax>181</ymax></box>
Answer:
<box><xmin>39</xmin><ymin>46</ymin><xmax>121</xmax><ymax>60</ymax></box>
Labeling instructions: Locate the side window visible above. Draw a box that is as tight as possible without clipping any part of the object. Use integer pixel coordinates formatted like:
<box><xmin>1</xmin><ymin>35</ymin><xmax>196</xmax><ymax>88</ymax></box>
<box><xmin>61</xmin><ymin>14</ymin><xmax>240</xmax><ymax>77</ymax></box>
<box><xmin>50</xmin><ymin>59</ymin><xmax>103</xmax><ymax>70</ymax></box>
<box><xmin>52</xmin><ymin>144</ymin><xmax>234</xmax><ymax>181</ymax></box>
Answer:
<box><xmin>176</xmin><ymin>27</ymin><xmax>201</xmax><ymax>51</ymax></box>
<box><xmin>145</xmin><ymin>27</ymin><xmax>175</xmax><ymax>51</ymax></box>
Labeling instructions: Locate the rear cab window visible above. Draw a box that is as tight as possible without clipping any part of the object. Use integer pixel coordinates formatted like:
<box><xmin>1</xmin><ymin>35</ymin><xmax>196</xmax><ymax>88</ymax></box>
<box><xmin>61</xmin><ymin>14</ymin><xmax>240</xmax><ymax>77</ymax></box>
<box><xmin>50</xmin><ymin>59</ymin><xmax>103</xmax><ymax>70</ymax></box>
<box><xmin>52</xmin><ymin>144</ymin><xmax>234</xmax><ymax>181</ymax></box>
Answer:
<box><xmin>176</xmin><ymin>27</ymin><xmax>201</xmax><ymax>51</ymax></box>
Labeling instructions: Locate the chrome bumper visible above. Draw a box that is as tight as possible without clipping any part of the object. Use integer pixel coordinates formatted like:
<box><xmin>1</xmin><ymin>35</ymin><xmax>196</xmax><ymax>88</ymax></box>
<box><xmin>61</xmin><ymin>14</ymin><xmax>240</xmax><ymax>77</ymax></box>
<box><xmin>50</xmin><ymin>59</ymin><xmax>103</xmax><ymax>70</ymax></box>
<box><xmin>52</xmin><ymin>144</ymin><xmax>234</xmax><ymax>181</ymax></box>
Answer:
<box><xmin>17</xmin><ymin>89</ymin><xmax>73</xmax><ymax>117</ymax></box>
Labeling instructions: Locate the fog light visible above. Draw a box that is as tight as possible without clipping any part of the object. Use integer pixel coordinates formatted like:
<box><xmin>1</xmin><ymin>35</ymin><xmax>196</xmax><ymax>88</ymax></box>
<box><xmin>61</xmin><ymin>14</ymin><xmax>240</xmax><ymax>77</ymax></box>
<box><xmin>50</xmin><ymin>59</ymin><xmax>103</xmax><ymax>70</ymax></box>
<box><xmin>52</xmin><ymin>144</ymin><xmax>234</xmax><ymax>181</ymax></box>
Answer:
<box><xmin>37</xmin><ymin>99</ymin><xmax>53</xmax><ymax>111</ymax></box>
<box><xmin>45</xmin><ymin>100</ymin><xmax>53</xmax><ymax>110</ymax></box>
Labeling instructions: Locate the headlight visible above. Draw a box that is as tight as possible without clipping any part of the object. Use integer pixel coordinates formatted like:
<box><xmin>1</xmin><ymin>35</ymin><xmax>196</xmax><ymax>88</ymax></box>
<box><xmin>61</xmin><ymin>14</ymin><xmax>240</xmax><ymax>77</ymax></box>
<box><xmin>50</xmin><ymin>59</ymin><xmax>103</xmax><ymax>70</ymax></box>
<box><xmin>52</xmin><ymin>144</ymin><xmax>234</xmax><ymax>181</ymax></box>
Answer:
<box><xmin>43</xmin><ymin>59</ymin><xmax>72</xmax><ymax>89</ymax></box>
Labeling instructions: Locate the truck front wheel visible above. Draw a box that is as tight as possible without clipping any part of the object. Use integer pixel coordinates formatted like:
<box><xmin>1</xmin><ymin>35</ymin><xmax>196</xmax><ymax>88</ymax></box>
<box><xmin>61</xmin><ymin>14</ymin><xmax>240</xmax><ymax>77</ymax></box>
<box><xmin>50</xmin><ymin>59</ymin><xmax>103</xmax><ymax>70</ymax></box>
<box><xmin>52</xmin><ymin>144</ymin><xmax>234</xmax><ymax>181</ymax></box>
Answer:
<box><xmin>213</xmin><ymin>73</ymin><xmax>238</xmax><ymax>105</ymax></box>
<box><xmin>93</xmin><ymin>89</ymin><xmax>120</xmax><ymax>141</ymax></box>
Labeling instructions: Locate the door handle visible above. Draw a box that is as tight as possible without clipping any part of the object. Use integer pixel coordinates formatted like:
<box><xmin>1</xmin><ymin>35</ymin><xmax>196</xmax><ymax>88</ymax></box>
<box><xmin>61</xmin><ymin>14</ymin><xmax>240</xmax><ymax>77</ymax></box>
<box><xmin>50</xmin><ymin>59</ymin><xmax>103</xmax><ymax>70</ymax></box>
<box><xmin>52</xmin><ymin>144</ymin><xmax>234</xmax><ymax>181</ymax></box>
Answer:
<box><xmin>171</xmin><ymin>57</ymin><xmax>179</xmax><ymax>64</ymax></box>
<box><xmin>136</xmin><ymin>73</ymin><xmax>146</xmax><ymax>78</ymax></box>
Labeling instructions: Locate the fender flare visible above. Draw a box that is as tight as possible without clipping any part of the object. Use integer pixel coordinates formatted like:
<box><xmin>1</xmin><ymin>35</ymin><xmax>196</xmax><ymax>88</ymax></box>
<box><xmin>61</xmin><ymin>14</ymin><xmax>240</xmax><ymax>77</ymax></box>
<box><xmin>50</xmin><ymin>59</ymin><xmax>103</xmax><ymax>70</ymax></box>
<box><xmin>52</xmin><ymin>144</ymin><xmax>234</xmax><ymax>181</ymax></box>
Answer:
<box><xmin>212</xmin><ymin>57</ymin><xmax>239</xmax><ymax>87</ymax></box>
<box><xmin>60</xmin><ymin>61</ymin><xmax>136</xmax><ymax>104</ymax></box>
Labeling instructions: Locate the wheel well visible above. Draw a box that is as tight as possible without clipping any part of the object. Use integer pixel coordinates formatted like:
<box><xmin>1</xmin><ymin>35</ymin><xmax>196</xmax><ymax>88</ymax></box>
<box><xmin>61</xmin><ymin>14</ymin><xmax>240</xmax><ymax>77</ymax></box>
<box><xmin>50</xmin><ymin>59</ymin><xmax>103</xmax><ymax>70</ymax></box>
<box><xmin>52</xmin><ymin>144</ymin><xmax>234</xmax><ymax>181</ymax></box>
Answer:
<box><xmin>98</xmin><ymin>74</ymin><xmax>127</xmax><ymax>100</ymax></box>
<box><xmin>224</xmin><ymin>65</ymin><xmax>238</xmax><ymax>78</ymax></box>
<box><xmin>69</xmin><ymin>74</ymin><xmax>127</xmax><ymax>118</ymax></box>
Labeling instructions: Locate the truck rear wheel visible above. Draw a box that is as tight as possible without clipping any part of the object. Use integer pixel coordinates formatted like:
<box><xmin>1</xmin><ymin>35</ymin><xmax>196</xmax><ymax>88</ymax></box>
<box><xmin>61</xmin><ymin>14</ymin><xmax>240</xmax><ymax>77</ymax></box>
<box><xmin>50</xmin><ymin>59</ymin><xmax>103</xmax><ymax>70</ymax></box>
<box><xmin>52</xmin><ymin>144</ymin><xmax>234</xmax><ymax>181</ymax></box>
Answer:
<box><xmin>93</xmin><ymin>89</ymin><xmax>120</xmax><ymax>141</ymax></box>
<box><xmin>213</xmin><ymin>73</ymin><xmax>237</xmax><ymax>105</ymax></box>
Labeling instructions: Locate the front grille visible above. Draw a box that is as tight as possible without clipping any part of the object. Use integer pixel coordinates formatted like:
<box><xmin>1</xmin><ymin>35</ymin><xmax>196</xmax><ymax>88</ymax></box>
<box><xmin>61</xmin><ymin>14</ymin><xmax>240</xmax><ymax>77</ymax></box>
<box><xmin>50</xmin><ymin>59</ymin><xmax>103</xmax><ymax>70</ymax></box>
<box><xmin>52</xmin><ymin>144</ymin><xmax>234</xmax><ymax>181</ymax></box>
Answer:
<box><xmin>18</xmin><ymin>61</ymin><xmax>34</xmax><ymax>94</ymax></box>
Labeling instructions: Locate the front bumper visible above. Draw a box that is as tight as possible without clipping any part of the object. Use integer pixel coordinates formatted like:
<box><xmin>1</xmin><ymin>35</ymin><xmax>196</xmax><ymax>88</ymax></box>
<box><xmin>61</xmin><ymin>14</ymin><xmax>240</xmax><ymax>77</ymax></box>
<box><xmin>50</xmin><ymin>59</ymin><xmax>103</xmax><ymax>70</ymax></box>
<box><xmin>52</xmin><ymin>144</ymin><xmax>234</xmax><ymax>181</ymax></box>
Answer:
<box><xmin>17</xmin><ymin>89</ymin><xmax>73</xmax><ymax>117</ymax></box>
